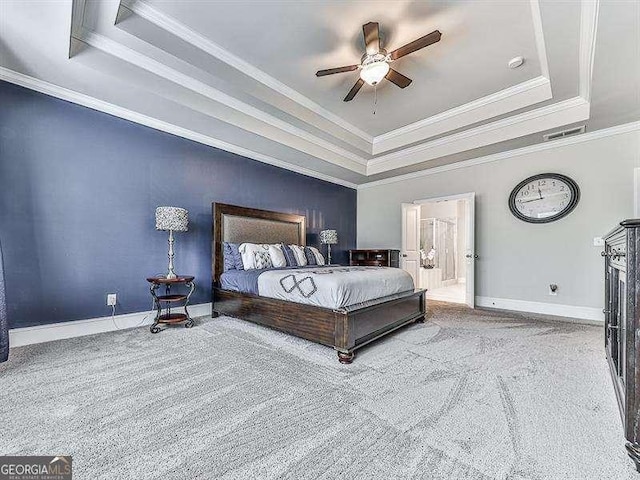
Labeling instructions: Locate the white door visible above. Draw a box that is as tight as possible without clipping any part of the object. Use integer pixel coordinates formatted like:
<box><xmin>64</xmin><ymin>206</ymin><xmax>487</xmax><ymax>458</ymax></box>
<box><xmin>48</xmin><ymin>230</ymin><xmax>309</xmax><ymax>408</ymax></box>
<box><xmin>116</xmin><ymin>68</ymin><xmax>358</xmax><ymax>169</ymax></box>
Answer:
<box><xmin>464</xmin><ymin>194</ymin><xmax>476</xmax><ymax>308</ymax></box>
<box><xmin>401</xmin><ymin>203</ymin><xmax>421</xmax><ymax>286</ymax></box>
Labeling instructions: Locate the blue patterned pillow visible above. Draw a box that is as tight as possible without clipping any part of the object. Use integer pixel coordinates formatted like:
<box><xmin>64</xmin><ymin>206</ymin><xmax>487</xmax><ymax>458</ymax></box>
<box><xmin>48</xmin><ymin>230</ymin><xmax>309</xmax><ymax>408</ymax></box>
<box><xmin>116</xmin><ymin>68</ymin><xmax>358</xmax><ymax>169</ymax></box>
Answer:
<box><xmin>304</xmin><ymin>247</ymin><xmax>317</xmax><ymax>265</ymax></box>
<box><xmin>223</xmin><ymin>243</ymin><xmax>236</xmax><ymax>271</ymax></box>
<box><xmin>281</xmin><ymin>244</ymin><xmax>298</xmax><ymax>267</ymax></box>
<box><xmin>224</xmin><ymin>242</ymin><xmax>244</xmax><ymax>270</ymax></box>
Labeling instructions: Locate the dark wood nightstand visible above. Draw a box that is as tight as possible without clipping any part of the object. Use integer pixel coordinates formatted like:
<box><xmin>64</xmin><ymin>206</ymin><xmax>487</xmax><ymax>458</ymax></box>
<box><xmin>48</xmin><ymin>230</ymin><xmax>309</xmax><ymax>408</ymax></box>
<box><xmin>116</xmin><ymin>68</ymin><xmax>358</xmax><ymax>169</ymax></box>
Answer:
<box><xmin>349</xmin><ymin>249</ymin><xmax>400</xmax><ymax>267</ymax></box>
<box><xmin>146</xmin><ymin>276</ymin><xmax>195</xmax><ymax>333</ymax></box>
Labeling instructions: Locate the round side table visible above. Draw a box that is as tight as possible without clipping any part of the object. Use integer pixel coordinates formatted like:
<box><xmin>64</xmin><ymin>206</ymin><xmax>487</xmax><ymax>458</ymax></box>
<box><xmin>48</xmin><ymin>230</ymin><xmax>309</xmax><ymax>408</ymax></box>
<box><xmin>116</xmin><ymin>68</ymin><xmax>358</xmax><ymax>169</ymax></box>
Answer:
<box><xmin>146</xmin><ymin>275</ymin><xmax>195</xmax><ymax>333</ymax></box>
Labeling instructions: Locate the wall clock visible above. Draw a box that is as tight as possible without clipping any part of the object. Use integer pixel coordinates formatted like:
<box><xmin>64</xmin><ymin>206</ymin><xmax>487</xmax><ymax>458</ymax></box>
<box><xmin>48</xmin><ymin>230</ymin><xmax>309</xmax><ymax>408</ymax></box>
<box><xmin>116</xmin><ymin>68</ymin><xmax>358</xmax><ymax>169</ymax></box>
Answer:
<box><xmin>509</xmin><ymin>173</ymin><xmax>580</xmax><ymax>223</ymax></box>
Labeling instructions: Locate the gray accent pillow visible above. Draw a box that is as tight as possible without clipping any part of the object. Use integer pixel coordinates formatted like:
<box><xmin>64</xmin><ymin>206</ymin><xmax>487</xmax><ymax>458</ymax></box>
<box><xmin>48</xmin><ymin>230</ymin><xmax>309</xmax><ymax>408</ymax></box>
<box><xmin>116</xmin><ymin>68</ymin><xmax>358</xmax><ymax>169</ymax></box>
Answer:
<box><xmin>304</xmin><ymin>247</ymin><xmax>317</xmax><ymax>265</ymax></box>
<box><xmin>281</xmin><ymin>244</ymin><xmax>298</xmax><ymax>267</ymax></box>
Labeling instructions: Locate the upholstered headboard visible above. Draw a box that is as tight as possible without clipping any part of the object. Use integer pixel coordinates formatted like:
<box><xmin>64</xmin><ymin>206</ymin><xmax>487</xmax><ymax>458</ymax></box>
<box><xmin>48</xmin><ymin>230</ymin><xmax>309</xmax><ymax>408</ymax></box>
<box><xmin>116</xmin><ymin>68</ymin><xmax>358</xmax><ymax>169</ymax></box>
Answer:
<box><xmin>212</xmin><ymin>203</ymin><xmax>306</xmax><ymax>284</ymax></box>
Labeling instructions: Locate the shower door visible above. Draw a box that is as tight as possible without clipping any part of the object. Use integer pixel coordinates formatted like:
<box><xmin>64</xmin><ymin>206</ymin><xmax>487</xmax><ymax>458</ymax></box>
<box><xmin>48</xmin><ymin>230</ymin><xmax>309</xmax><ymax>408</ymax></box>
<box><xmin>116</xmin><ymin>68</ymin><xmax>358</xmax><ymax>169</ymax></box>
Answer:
<box><xmin>422</xmin><ymin>218</ymin><xmax>457</xmax><ymax>284</ymax></box>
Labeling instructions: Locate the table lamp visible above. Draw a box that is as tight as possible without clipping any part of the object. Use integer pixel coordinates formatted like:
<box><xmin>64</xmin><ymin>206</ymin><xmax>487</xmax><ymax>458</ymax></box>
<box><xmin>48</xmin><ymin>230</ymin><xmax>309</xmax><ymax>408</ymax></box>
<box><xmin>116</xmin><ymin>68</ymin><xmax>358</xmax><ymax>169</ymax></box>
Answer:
<box><xmin>155</xmin><ymin>206</ymin><xmax>189</xmax><ymax>279</ymax></box>
<box><xmin>320</xmin><ymin>229</ymin><xmax>338</xmax><ymax>265</ymax></box>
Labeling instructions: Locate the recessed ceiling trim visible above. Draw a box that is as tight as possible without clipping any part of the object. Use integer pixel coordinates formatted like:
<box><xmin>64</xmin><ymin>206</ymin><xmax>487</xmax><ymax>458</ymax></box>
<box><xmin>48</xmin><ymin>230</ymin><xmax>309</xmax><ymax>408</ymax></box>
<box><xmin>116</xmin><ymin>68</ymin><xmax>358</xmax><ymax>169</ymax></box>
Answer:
<box><xmin>0</xmin><ymin>66</ymin><xmax>359</xmax><ymax>189</ymax></box>
<box><xmin>76</xmin><ymin>29</ymin><xmax>369</xmax><ymax>173</ymax></box>
<box><xmin>367</xmin><ymin>96</ymin><xmax>590</xmax><ymax>174</ymax></box>
<box><xmin>372</xmin><ymin>75</ymin><xmax>552</xmax><ymax>154</ymax></box>
<box><xmin>359</xmin><ymin>121</ymin><xmax>640</xmax><ymax>190</ymax></box>
<box><xmin>579</xmin><ymin>0</ymin><xmax>600</xmax><ymax>101</ymax></box>
<box><xmin>69</xmin><ymin>0</ymin><xmax>87</xmax><ymax>58</ymax></box>
<box><xmin>119</xmin><ymin>0</ymin><xmax>374</xmax><ymax>146</ymax></box>
<box><xmin>529</xmin><ymin>0</ymin><xmax>550</xmax><ymax>79</ymax></box>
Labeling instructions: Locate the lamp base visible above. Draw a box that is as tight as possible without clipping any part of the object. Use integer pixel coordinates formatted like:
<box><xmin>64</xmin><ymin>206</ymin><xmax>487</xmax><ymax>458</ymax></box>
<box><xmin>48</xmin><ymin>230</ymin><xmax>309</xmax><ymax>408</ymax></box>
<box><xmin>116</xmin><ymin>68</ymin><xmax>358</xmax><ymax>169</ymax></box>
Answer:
<box><xmin>166</xmin><ymin>230</ymin><xmax>177</xmax><ymax>280</ymax></box>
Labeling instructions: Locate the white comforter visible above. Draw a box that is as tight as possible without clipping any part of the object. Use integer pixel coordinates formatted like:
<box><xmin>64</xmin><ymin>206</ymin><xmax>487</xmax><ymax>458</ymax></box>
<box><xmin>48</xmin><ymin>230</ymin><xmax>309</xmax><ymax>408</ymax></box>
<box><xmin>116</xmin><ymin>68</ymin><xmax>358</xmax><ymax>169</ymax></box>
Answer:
<box><xmin>257</xmin><ymin>266</ymin><xmax>415</xmax><ymax>310</ymax></box>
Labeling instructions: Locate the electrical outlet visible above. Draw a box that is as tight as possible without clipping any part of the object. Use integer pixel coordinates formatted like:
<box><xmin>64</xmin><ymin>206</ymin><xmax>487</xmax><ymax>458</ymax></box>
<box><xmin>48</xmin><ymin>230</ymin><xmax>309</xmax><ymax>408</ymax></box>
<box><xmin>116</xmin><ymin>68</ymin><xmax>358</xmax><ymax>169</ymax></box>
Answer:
<box><xmin>593</xmin><ymin>237</ymin><xmax>604</xmax><ymax>247</ymax></box>
<box><xmin>549</xmin><ymin>284</ymin><xmax>558</xmax><ymax>296</ymax></box>
<box><xmin>106</xmin><ymin>293</ymin><xmax>117</xmax><ymax>306</ymax></box>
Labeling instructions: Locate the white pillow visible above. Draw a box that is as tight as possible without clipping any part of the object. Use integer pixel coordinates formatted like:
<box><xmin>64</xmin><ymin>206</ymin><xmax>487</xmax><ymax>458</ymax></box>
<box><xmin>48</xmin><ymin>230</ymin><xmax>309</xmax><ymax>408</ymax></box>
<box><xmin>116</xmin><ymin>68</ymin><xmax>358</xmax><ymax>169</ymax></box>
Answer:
<box><xmin>309</xmin><ymin>246</ymin><xmax>325</xmax><ymax>265</ymax></box>
<box><xmin>289</xmin><ymin>245</ymin><xmax>307</xmax><ymax>266</ymax></box>
<box><xmin>239</xmin><ymin>243</ymin><xmax>270</xmax><ymax>270</ymax></box>
<box><xmin>268</xmin><ymin>244</ymin><xmax>287</xmax><ymax>268</ymax></box>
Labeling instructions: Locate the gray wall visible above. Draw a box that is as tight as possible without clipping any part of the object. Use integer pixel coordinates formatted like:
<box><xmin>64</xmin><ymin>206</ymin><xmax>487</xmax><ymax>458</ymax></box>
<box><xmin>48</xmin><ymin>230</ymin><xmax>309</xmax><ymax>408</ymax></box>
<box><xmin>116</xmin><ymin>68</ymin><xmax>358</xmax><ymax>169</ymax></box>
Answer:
<box><xmin>358</xmin><ymin>130</ymin><xmax>640</xmax><ymax>312</ymax></box>
<box><xmin>0</xmin><ymin>81</ymin><xmax>356</xmax><ymax>329</ymax></box>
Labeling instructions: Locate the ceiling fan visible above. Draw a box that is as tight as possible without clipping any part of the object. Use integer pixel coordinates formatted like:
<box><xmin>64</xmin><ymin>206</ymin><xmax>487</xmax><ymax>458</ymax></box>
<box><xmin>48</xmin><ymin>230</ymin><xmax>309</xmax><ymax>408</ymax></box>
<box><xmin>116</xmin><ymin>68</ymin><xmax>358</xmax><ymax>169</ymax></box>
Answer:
<box><xmin>316</xmin><ymin>22</ymin><xmax>442</xmax><ymax>102</ymax></box>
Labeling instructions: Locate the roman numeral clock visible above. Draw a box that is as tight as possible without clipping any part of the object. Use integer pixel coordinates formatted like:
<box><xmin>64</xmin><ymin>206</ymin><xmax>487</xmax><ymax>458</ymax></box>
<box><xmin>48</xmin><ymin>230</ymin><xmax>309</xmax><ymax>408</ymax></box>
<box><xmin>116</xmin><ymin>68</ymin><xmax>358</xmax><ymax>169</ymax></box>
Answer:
<box><xmin>509</xmin><ymin>173</ymin><xmax>580</xmax><ymax>223</ymax></box>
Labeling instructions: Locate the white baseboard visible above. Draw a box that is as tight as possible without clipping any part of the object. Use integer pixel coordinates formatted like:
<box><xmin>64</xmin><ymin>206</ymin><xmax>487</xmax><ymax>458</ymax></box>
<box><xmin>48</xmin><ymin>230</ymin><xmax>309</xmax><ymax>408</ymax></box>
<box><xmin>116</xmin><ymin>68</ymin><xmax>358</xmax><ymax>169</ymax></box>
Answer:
<box><xmin>475</xmin><ymin>296</ymin><xmax>603</xmax><ymax>322</ymax></box>
<box><xmin>426</xmin><ymin>293</ymin><xmax>466</xmax><ymax>304</ymax></box>
<box><xmin>427</xmin><ymin>296</ymin><xmax>466</xmax><ymax>305</ymax></box>
<box><xmin>9</xmin><ymin>303</ymin><xmax>213</xmax><ymax>348</ymax></box>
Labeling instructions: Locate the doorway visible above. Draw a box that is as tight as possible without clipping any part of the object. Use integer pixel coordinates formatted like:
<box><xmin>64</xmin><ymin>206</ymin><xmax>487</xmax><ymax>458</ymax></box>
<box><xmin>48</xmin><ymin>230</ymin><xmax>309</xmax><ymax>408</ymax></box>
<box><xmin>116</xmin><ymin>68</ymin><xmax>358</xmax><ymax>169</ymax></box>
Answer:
<box><xmin>402</xmin><ymin>193</ymin><xmax>475</xmax><ymax>307</ymax></box>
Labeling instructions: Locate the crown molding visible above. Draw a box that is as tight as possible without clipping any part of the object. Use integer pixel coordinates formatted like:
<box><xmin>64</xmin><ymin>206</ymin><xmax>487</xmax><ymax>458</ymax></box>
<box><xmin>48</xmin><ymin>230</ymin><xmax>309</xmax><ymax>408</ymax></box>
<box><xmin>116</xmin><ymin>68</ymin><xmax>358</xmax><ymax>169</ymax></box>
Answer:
<box><xmin>372</xmin><ymin>76</ymin><xmax>552</xmax><ymax>154</ymax></box>
<box><xmin>75</xmin><ymin>29</ymin><xmax>369</xmax><ymax>173</ymax></box>
<box><xmin>530</xmin><ymin>0</ymin><xmax>550</xmax><ymax>79</ymax></box>
<box><xmin>69</xmin><ymin>0</ymin><xmax>87</xmax><ymax>58</ymax></box>
<box><xmin>358</xmin><ymin>120</ymin><xmax>640</xmax><ymax>189</ymax></box>
<box><xmin>367</xmin><ymin>96</ymin><xmax>590</xmax><ymax>174</ymax></box>
<box><xmin>120</xmin><ymin>0</ymin><xmax>374</xmax><ymax>147</ymax></box>
<box><xmin>579</xmin><ymin>0</ymin><xmax>599</xmax><ymax>101</ymax></box>
<box><xmin>0</xmin><ymin>67</ymin><xmax>359</xmax><ymax>189</ymax></box>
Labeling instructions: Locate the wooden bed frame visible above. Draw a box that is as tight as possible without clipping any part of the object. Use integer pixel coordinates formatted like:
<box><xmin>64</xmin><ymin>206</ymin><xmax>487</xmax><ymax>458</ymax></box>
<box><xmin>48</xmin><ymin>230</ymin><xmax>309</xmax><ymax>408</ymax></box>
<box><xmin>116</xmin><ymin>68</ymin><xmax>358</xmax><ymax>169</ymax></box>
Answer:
<box><xmin>211</xmin><ymin>203</ymin><xmax>426</xmax><ymax>363</ymax></box>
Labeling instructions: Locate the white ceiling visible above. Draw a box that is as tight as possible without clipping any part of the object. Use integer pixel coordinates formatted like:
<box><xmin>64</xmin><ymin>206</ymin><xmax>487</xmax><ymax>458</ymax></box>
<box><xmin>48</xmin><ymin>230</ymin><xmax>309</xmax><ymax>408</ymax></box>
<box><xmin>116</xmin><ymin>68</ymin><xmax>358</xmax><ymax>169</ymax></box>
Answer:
<box><xmin>0</xmin><ymin>0</ymin><xmax>637</xmax><ymax>188</ymax></box>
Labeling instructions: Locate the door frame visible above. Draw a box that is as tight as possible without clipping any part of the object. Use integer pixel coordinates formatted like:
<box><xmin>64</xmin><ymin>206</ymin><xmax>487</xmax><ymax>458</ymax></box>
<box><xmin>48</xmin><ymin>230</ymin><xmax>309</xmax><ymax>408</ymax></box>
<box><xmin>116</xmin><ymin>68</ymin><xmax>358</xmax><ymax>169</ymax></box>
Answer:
<box><xmin>413</xmin><ymin>192</ymin><xmax>476</xmax><ymax>308</ymax></box>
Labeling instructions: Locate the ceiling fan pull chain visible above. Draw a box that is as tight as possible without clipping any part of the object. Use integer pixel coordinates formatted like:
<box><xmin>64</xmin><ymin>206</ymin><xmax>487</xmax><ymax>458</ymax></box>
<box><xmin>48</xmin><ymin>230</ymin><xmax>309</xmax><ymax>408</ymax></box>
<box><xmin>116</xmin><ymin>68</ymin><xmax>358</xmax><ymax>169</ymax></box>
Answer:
<box><xmin>373</xmin><ymin>85</ymin><xmax>377</xmax><ymax>115</ymax></box>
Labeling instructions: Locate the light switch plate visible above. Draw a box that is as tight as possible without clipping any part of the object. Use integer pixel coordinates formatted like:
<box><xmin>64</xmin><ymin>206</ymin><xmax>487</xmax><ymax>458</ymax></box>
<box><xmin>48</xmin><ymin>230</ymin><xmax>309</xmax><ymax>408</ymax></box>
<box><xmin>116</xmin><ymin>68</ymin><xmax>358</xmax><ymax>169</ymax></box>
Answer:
<box><xmin>593</xmin><ymin>237</ymin><xmax>604</xmax><ymax>247</ymax></box>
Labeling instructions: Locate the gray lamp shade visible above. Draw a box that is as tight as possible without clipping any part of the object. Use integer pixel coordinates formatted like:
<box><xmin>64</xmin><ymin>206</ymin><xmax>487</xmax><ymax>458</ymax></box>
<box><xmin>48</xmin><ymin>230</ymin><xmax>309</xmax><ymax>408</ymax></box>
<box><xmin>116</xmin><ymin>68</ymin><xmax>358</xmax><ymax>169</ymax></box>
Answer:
<box><xmin>320</xmin><ymin>229</ymin><xmax>338</xmax><ymax>245</ymax></box>
<box><xmin>155</xmin><ymin>206</ymin><xmax>189</xmax><ymax>232</ymax></box>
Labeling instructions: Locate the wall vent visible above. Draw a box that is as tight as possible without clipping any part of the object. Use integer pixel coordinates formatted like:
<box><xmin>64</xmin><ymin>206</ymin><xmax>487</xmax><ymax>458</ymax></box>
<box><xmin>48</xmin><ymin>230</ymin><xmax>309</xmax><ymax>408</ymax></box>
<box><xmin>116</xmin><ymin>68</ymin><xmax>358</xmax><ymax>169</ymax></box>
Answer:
<box><xmin>543</xmin><ymin>125</ymin><xmax>586</xmax><ymax>141</ymax></box>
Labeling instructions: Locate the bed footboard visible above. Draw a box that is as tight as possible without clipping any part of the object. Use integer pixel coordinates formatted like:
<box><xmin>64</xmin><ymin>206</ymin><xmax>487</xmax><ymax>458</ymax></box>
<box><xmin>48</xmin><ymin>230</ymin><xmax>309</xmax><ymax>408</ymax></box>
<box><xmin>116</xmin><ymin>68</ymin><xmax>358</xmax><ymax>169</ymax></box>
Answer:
<box><xmin>334</xmin><ymin>289</ymin><xmax>426</xmax><ymax>362</ymax></box>
<box><xmin>213</xmin><ymin>287</ymin><xmax>426</xmax><ymax>364</ymax></box>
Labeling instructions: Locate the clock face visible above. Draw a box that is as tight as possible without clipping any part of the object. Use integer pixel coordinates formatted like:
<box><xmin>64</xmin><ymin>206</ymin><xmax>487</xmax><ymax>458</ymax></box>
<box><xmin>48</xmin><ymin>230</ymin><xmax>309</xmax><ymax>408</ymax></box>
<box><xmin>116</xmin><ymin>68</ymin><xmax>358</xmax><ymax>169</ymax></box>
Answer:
<box><xmin>509</xmin><ymin>173</ymin><xmax>580</xmax><ymax>223</ymax></box>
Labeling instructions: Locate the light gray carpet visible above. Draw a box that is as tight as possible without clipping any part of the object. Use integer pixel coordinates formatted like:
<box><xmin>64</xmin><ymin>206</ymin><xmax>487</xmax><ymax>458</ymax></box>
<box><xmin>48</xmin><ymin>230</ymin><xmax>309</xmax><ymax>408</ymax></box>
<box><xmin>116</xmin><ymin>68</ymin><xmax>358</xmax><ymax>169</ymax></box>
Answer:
<box><xmin>0</xmin><ymin>302</ymin><xmax>635</xmax><ymax>479</ymax></box>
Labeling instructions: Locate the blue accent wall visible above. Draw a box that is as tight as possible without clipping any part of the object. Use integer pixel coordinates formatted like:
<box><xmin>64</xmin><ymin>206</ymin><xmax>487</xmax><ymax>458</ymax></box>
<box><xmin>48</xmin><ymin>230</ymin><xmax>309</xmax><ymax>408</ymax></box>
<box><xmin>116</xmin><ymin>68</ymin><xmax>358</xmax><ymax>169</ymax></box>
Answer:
<box><xmin>0</xmin><ymin>81</ymin><xmax>356</xmax><ymax>329</ymax></box>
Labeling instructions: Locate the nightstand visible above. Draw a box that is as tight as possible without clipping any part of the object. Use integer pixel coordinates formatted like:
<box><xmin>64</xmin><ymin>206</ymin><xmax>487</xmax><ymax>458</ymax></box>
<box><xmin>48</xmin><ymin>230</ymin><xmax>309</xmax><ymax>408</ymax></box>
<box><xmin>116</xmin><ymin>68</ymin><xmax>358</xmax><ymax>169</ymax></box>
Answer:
<box><xmin>349</xmin><ymin>249</ymin><xmax>400</xmax><ymax>267</ymax></box>
<box><xmin>146</xmin><ymin>276</ymin><xmax>195</xmax><ymax>333</ymax></box>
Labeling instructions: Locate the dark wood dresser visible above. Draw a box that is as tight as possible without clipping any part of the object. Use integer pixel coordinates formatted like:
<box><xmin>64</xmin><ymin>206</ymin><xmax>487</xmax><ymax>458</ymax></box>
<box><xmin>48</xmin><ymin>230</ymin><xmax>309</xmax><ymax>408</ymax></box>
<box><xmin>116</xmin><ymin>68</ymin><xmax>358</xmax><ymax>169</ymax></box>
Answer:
<box><xmin>349</xmin><ymin>249</ymin><xmax>400</xmax><ymax>267</ymax></box>
<box><xmin>603</xmin><ymin>219</ymin><xmax>640</xmax><ymax>470</ymax></box>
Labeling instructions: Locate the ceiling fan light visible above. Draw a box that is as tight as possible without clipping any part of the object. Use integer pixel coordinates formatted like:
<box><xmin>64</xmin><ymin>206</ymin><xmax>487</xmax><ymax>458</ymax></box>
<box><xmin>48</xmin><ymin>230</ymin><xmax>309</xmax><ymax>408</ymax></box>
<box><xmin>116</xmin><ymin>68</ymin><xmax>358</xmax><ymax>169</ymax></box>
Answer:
<box><xmin>360</xmin><ymin>61</ymin><xmax>390</xmax><ymax>86</ymax></box>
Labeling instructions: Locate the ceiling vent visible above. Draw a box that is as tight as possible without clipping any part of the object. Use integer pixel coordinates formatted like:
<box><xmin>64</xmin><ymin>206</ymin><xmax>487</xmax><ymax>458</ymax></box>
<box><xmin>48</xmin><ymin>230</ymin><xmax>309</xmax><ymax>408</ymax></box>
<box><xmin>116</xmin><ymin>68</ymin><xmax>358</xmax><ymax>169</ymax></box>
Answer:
<box><xmin>543</xmin><ymin>125</ymin><xmax>586</xmax><ymax>142</ymax></box>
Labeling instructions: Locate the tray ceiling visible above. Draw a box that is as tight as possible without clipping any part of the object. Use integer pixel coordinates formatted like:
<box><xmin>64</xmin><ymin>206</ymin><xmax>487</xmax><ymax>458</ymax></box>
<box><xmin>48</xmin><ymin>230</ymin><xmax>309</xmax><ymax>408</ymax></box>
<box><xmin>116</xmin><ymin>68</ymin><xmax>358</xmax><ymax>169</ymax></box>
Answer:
<box><xmin>0</xmin><ymin>0</ymin><xmax>637</xmax><ymax>187</ymax></box>
<box><xmin>142</xmin><ymin>0</ymin><xmax>544</xmax><ymax>136</ymax></box>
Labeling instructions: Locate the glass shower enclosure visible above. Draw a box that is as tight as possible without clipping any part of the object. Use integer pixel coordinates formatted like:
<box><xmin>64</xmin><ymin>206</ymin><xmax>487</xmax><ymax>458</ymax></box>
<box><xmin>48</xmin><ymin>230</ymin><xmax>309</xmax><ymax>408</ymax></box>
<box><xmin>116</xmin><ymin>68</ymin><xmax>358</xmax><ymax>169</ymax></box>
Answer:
<box><xmin>420</xmin><ymin>217</ymin><xmax>457</xmax><ymax>286</ymax></box>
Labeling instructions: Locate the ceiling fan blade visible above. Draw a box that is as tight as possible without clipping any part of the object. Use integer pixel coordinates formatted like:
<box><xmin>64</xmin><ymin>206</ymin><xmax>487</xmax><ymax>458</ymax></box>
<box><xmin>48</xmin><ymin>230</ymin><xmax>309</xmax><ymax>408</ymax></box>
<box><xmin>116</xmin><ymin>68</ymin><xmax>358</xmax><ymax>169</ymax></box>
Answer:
<box><xmin>362</xmin><ymin>22</ymin><xmax>380</xmax><ymax>55</ymax></box>
<box><xmin>385</xmin><ymin>69</ymin><xmax>412</xmax><ymax>88</ymax></box>
<box><xmin>389</xmin><ymin>30</ymin><xmax>442</xmax><ymax>60</ymax></box>
<box><xmin>316</xmin><ymin>65</ymin><xmax>359</xmax><ymax>77</ymax></box>
<box><xmin>344</xmin><ymin>78</ymin><xmax>365</xmax><ymax>102</ymax></box>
